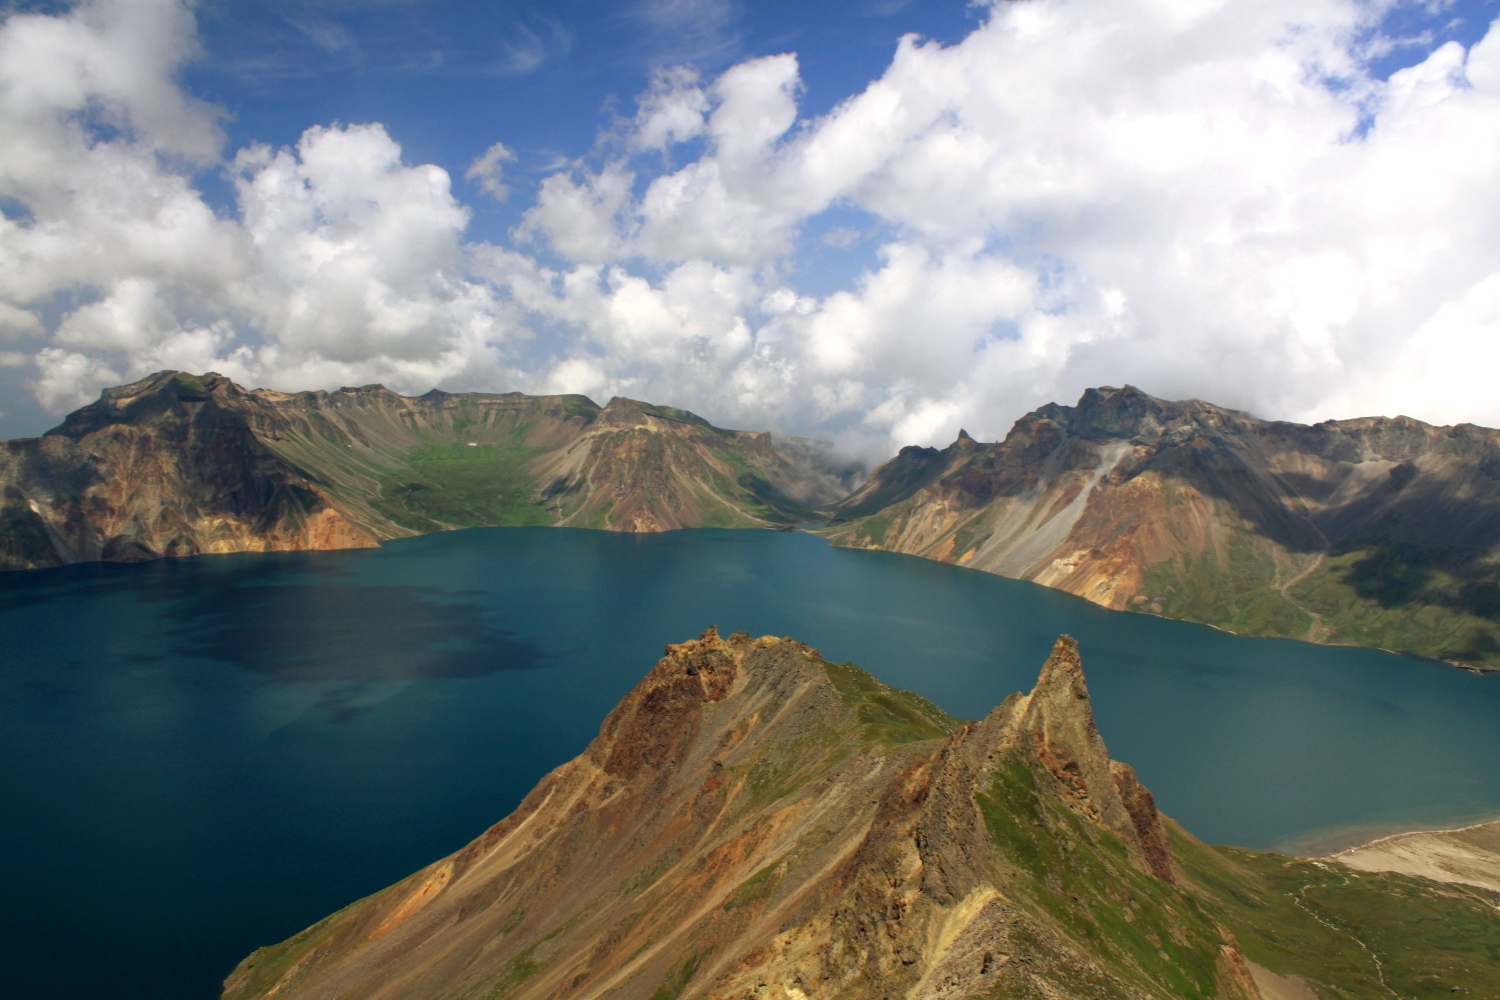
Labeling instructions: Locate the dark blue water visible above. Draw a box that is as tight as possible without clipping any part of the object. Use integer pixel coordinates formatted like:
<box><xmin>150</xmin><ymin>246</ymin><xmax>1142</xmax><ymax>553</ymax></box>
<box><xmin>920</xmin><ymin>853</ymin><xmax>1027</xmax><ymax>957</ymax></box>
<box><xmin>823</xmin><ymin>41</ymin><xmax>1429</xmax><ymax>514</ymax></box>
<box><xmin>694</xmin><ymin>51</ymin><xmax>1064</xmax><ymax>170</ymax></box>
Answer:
<box><xmin>4</xmin><ymin>527</ymin><xmax>1498</xmax><ymax>1000</ymax></box>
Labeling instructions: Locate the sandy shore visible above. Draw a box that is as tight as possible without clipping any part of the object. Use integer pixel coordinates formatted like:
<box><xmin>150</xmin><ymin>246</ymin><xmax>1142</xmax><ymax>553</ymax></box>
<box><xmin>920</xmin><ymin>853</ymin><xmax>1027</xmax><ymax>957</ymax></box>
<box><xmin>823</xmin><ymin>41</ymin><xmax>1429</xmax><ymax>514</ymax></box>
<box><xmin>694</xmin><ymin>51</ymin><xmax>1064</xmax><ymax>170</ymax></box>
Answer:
<box><xmin>1324</xmin><ymin>819</ymin><xmax>1500</xmax><ymax>893</ymax></box>
<box><xmin>1245</xmin><ymin>961</ymin><xmax>1318</xmax><ymax>1000</ymax></box>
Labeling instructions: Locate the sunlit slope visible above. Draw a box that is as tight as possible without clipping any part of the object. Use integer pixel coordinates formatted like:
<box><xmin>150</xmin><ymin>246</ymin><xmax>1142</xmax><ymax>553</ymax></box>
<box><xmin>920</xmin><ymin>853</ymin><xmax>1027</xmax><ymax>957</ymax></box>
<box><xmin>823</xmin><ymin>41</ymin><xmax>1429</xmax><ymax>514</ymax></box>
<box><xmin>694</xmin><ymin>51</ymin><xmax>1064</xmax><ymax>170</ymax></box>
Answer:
<box><xmin>822</xmin><ymin>385</ymin><xmax>1500</xmax><ymax>669</ymax></box>
<box><xmin>0</xmin><ymin>371</ymin><xmax>850</xmax><ymax>569</ymax></box>
<box><xmin>222</xmin><ymin>633</ymin><xmax>1500</xmax><ymax>1000</ymax></box>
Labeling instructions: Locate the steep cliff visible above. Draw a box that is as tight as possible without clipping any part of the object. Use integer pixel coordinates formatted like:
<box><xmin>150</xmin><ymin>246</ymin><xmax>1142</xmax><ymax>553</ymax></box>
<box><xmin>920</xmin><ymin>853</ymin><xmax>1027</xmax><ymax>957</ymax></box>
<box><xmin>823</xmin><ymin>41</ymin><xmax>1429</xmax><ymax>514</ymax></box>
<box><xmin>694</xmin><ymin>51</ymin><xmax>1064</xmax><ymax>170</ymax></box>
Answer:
<box><xmin>822</xmin><ymin>386</ymin><xmax>1500</xmax><ymax>668</ymax></box>
<box><xmin>0</xmin><ymin>372</ymin><xmax>382</xmax><ymax>568</ymax></box>
<box><xmin>222</xmin><ymin>632</ymin><xmax>1500</xmax><ymax>1000</ymax></box>
<box><xmin>0</xmin><ymin>372</ymin><xmax>852</xmax><ymax>570</ymax></box>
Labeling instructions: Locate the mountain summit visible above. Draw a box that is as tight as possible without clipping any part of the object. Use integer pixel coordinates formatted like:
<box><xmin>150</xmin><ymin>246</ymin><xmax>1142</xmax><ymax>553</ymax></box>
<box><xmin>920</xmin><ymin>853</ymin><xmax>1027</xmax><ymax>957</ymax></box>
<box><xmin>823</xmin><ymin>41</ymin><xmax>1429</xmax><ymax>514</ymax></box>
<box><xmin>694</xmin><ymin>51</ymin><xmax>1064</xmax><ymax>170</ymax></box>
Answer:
<box><xmin>220</xmin><ymin>632</ymin><xmax>1500</xmax><ymax>1000</ymax></box>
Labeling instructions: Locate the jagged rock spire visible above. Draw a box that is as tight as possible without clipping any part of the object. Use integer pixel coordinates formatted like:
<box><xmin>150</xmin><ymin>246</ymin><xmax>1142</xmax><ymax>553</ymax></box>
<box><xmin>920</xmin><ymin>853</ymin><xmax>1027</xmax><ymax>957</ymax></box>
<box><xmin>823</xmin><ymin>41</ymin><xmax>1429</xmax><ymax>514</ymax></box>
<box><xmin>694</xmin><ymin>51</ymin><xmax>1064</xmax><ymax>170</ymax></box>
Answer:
<box><xmin>1019</xmin><ymin>635</ymin><xmax>1175</xmax><ymax>881</ymax></box>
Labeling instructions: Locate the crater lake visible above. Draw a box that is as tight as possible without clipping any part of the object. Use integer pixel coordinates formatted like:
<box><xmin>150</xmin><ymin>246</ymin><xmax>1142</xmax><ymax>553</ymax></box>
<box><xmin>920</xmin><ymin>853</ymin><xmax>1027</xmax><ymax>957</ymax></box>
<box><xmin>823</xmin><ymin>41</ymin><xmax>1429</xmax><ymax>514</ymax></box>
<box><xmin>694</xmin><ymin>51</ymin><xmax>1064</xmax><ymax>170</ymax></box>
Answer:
<box><xmin>4</xmin><ymin>527</ymin><xmax>1498</xmax><ymax>1000</ymax></box>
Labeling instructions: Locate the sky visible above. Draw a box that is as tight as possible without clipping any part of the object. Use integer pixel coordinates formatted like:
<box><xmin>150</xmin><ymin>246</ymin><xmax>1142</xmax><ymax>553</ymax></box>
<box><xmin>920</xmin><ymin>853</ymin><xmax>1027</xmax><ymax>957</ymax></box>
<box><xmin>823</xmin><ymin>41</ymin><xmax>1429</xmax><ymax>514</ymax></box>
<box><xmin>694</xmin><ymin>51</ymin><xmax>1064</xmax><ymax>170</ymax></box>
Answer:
<box><xmin>1</xmin><ymin>0</ymin><xmax>1499</xmax><ymax>454</ymax></box>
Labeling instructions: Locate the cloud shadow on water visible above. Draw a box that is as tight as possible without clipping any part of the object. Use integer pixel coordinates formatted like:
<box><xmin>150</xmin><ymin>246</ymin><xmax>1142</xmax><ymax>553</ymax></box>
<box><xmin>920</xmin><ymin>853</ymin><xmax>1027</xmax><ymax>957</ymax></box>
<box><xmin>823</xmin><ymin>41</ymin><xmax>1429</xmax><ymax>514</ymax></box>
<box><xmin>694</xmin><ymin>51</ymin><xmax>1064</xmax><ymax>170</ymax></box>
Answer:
<box><xmin>149</xmin><ymin>562</ymin><xmax>544</xmax><ymax>683</ymax></box>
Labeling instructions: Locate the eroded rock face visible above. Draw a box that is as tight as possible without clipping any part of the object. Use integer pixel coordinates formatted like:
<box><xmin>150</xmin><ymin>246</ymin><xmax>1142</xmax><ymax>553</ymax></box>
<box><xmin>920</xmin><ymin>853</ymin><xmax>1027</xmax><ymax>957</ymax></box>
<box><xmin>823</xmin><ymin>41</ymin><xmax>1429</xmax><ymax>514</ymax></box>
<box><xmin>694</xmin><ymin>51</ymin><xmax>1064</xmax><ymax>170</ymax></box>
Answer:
<box><xmin>222</xmin><ymin>632</ymin><xmax>1256</xmax><ymax>1000</ymax></box>
<box><xmin>823</xmin><ymin>385</ymin><xmax>1500</xmax><ymax>667</ymax></box>
<box><xmin>0</xmin><ymin>372</ymin><xmax>853</xmax><ymax>570</ymax></box>
<box><xmin>0</xmin><ymin>373</ymin><xmax>381</xmax><ymax>569</ymax></box>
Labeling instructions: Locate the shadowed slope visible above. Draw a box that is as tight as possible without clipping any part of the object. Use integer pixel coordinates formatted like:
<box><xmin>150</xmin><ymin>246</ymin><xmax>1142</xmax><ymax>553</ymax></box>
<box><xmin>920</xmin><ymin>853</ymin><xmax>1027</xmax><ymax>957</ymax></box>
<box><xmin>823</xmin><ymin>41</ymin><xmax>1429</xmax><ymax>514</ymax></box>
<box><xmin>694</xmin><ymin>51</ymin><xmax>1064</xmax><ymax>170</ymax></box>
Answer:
<box><xmin>822</xmin><ymin>386</ymin><xmax>1500</xmax><ymax>668</ymax></box>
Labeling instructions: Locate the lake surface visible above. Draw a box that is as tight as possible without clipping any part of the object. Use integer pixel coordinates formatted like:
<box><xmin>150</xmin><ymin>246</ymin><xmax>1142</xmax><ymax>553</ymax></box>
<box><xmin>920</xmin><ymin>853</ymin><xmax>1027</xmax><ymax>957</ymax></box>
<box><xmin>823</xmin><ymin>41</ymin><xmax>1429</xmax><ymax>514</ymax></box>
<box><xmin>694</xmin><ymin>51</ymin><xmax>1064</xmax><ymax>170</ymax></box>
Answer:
<box><xmin>3</xmin><ymin>526</ymin><xmax>1499</xmax><ymax>1000</ymax></box>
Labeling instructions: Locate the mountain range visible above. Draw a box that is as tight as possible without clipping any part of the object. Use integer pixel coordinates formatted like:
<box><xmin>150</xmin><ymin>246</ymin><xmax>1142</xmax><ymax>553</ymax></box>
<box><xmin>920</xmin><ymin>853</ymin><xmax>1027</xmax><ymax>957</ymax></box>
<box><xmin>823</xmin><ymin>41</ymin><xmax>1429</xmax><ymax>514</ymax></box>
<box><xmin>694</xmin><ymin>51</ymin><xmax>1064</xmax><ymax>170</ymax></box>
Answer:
<box><xmin>4</xmin><ymin>371</ymin><xmax>1499</xmax><ymax>668</ymax></box>
<box><xmin>0</xmin><ymin>370</ymin><xmax>852</xmax><ymax>569</ymax></box>
<box><xmin>820</xmin><ymin>385</ymin><xmax>1500</xmax><ymax>669</ymax></box>
<box><xmin>221</xmin><ymin>630</ymin><xmax>1500</xmax><ymax>1000</ymax></box>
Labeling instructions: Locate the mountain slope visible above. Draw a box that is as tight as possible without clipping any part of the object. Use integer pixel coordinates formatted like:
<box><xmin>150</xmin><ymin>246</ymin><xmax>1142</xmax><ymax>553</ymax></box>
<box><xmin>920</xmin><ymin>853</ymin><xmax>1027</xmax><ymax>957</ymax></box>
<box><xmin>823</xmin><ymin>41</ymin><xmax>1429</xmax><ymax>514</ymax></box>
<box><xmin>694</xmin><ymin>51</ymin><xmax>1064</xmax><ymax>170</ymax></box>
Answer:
<box><xmin>821</xmin><ymin>386</ymin><xmax>1500</xmax><ymax>669</ymax></box>
<box><xmin>0</xmin><ymin>371</ymin><xmax>852</xmax><ymax>570</ymax></box>
<box><xmin>220</xmin><ymin>631</ymin><xmax>1500</xmax><ymax>1000</ymax></box>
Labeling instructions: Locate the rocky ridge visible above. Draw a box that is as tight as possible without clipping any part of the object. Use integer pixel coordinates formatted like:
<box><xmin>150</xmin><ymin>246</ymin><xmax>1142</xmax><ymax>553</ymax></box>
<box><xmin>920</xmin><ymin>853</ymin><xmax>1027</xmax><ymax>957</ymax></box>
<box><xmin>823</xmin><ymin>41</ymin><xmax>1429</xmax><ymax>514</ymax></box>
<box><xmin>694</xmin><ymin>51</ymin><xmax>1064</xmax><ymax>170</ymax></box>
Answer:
<box><xmin>822</xmin><ymin>386</ymin><xmax>1500</xmax><ymax>668</ymax></box>
<box><xmin>222</xmin><ymin>631</ymin><xmax>1247</xmax><ymax>1000</ymax></box>
<box><xmin>0</xmin><ymin>371</ymin><xmax>853</xmax><ymax>570</ymax></box>
<box><xmin>221</xmin><ymin>632</ymin><xmax>1500</xmax><ymax>1000</ymax></box>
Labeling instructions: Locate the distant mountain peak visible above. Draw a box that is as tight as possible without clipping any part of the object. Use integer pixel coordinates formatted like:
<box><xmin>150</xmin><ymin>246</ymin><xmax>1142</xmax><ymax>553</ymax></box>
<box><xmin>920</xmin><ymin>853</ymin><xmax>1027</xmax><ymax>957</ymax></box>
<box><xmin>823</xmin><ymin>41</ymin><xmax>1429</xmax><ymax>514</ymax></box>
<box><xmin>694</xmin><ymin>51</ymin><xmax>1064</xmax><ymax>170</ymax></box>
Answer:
<box><xmin>0</xmin><ymin>374</ymin><xmax>852</xmax><ymax>571</ymax></box>
<box><xmin>825</xmin><ymin>385</ymin><xmax>1500</xmax><ymax>671</ymax></box>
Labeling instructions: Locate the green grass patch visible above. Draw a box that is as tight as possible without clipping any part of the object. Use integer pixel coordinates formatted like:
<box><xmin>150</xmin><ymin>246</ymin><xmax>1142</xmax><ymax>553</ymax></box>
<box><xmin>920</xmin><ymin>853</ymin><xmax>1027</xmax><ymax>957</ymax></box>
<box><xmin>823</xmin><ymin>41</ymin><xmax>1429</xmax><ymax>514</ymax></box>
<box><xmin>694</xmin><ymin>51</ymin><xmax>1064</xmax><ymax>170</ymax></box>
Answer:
<box><xmin>721</xmin><ymin>861</ymin><xmax>783</xmax><ymax>911</ymax></box>
<box><xmin>818</xmin><ymin>658</ymin><xmax>964</xmax><ymax>746</ymax></box>
<box><xmin>1173</xmin><ymin>825</ymin><xmax>1500</xmax><ymax>999</ymax></box>
<box><xmin>1292</xmin><ymin>543</ymin><xmax>1500</xmax><ymax>666</ymax></box>
<box><xmin>976</xmin><ymin>755</ymin><xmax>1226</xmax><ymax>999</ymax></box>
<box><xmin>646</xmin><ymin>949</ymin><xmax>712</xmax><ymax>1000</ymax></box>
<box><xmin>559</xmin><ymin>395</ymin><xmax>602</xmax><ymax>420</ymax></box>
<box><xmin>484</xmin><ymin>941</ymin><xmax>548</xmax><ymax>999</ymax></box>
<box><xmin>709</xmin><ymin>447</ymin><xmax>809</xmax><ymax>524</ymax></box>
<box><xmin>171</xmin><ymin>372</ymin><xmax>211</xmax><ymax>400</ymax></box>
<box><xmin>947</xmin><ymin>512</ymin><xmax>995</xmax><ymax>562</ymax></box>
<box><xmin>372</xmin><ymin>442</ymin><xmax>556</xmax><ymax>529</ymax></box>
<box><xmin>850</xmin><ymin>509</ymin><xmax>896</xmax><ymax>547</ymax></box>
<box><xmin>1131</xmin><ymin>508</ymin><xmax>1500</xmax><ymax>666</ymax></box>
<box><xmin>1137</xmin><ymin>527</ymin><xmax>1314</xmax><ymax>640</ymax></box>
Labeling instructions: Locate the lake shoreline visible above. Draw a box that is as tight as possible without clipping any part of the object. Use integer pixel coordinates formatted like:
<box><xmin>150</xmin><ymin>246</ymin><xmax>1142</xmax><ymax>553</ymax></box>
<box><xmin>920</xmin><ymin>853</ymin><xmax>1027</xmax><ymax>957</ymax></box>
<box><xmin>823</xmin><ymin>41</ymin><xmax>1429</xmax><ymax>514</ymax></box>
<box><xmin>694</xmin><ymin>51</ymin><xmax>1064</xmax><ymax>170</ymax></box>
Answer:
<box><xmin>1271</xmin><ymin>811</ymin><xmax>1500</xmax><ymax>858</ymax></box>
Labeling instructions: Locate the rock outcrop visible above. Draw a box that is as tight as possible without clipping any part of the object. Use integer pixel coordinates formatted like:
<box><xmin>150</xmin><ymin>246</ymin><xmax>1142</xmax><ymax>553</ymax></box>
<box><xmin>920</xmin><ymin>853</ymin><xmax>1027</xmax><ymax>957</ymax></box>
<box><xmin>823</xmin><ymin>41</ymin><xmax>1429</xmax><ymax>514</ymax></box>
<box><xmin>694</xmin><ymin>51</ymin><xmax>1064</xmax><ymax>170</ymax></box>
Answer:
<box><xmin>0</xmin><ymin>372</ymin><xmax>855</xmax><ymax>570</ymax></box>
<box><xmin>222</xmin><ymin>632</ymin><xmax>1500</xmax><ymax>1000</ymax></box>
<box><xmin>822</xmin><ymin>385</ymin><xmax>1500</xmax><ymax>668</ymax></box>
<box><xmin>0</xmin><ymin>372</ymin><xmax>382</xmax><ymax>568</ymax></box>
<box><xmin>222</xmin><ymin>633</ymin><xmax>1257</xmax><ymax>1000</ymax></box>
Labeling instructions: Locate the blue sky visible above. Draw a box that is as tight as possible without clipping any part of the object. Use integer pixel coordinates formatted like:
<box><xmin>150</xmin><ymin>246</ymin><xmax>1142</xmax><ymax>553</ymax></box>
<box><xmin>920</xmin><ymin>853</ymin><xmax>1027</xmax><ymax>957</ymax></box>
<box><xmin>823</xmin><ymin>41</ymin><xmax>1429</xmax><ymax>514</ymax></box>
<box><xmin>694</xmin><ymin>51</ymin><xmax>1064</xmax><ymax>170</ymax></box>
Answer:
<box><xmin>2</xmin><ymin>0</ymin><xmax>1500</xmax><ymax>452</ymax></box>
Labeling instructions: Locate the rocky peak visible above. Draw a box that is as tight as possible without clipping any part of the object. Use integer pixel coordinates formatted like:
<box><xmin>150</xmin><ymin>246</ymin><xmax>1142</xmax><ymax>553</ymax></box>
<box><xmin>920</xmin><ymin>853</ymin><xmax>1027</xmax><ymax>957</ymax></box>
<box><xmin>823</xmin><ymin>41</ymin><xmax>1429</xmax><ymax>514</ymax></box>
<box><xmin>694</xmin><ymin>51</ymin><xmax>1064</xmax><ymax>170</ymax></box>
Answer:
<box><xmin>45</xmin><ymin>370</ymin><xmax>244</xmax><ymax>439</ymax></box>
<box><xmin>1014</xmin><ymin>635</ymin><xmax>1175</xmax><ymax>881</ymax></box>
<box><xmin>948</xmin><ymin>428</ymin><xmax>984</xmax><ymax>455</ymax></box>
<box><xmin>596</xmin><ymin>396</ymin><xmax>718</xmax><ymax>431</ymax></box>
<box><xmin>222</xmin><ymin>633</ymin><xmax>1222</xmax><ymax>1000</ymax></box>
<box><xmin>596</xmin><ymin>397</ymin><xmax>656</xmax><ymax>428</ymax></box>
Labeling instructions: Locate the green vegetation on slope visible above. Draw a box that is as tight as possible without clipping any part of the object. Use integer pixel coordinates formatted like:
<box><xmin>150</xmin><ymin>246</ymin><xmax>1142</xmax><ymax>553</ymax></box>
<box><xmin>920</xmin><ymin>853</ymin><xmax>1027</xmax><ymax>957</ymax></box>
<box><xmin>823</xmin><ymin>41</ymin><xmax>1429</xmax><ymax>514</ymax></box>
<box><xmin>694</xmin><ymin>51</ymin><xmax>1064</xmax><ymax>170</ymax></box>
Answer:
<box><xmin>373</xmin><ymin>443</ymin><xmax>555</xmax><ymax>530</ymax></box>
<box><xmin>1291</xmin><ymin>538</ymin><xmax>1500</xmax><ymax>666</ymax></box>
<box><xmin>0</xmin><ymin>486</ymin><xmax>59</xmax><ymax>568</ymax></box>
<box><xmin>1136</xmin><ymin>529</ymin><xmax>1500</xmax><ymax>667</ymax></box>
<box><xmin>170</xmin><ymin>372</ymin><xmax>212</xmax><ymax>400</ymax></box>
<box><xmin>979</xmin><ymin>752</ymin><xmax>1500</xmax><ymax>999</ymax></box>
<box><xmin>978</xmin><ymin>756</ymin><xmax>1227</xmax><ymax>1000</ymax></box>
<box><xmin>709</xmin><ymin>447</ymin><xmax>807</xmax><ymax>525</ymax></box>
<box><xmin>646</xmin><ymin>949</ymin><xmax>712</xmax><ymax>1000</ymax></box>
<box><xmin>818</xmin><ymin>657</ymin><xmax>964</xmax><ymax>746</ymax></box>
<box><xmin>1138</xmin><ymin>532</ymin><xmax>1315</xmax><ymax>641</ymax></box>
<box><xmin>1172</xmin><ymin>823</ymin><xmax>1500</xmax><ymax>999</ymax></box>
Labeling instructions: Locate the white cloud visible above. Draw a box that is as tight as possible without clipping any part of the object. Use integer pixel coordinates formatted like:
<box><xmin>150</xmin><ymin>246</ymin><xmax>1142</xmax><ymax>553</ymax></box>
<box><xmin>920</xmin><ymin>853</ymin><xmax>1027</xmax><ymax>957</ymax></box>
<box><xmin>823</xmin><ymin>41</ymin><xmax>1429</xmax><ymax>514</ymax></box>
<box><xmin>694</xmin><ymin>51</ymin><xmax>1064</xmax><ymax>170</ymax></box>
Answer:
<box><xmin>628</xmin><ymin>66</ymin><xmax>710</xmax><ymax>153</ymax></box>
<box><xmin>0</xmin><ymin>0</ymin><xmax>523</xmax><ymax>410</ymax></box>
<box><xmin>5</xmin><ymin>0</ymin><xmax>1500</xmax><ymax>460</ymax></box>
<box><xmin>466</xmin><ymin>142</ymin><xmax>517</xmax><ymax>201</ymax></box>
<box><xmin>510</xmin><ymin>0</ymin><xmax>1500</xmax><ymax>447</ymax></box>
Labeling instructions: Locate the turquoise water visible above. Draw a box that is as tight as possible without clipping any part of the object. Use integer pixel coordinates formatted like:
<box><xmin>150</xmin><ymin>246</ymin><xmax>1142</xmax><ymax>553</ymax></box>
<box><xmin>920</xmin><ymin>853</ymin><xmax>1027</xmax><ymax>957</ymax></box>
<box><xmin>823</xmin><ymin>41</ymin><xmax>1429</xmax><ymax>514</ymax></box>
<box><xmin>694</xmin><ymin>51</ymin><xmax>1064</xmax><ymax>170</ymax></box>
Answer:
<box><xmin>3</xmin><ymin>526</ymin><xmax>1498</xmax><ymax>999</ymax></box>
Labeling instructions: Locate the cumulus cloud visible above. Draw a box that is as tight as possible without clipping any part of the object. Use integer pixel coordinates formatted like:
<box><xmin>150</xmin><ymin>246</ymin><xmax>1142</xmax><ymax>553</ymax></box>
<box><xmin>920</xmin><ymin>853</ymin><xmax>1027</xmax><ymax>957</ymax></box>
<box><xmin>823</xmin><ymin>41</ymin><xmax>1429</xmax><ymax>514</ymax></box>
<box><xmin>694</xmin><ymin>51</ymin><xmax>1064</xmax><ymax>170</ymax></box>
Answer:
<box><xmin>466</xmin><ymin>142</ymin><xmax>518</xmax><ymax>201</ymax></box>
<box><xmin>514</xmin><ymin>0</ymin><xmax>1500</xmax><ymax>447</ymax></box>
<box><xmin>4</xmin><ymin>0</ymin><xmax>1500</xmax><ymax>459</ymax></box>
<box><xmin>231</xmin><ymin>122</ymin><xmax>507</xmax><ymax>374</ymax></box>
